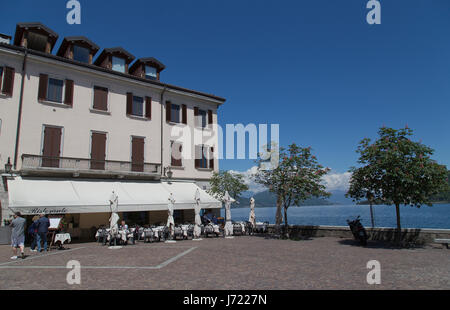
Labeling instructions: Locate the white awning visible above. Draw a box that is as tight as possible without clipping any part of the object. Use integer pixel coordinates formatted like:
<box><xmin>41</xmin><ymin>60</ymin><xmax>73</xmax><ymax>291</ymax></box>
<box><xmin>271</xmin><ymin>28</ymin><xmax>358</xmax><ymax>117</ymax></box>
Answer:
<box><xmin>8</xmin><ymin>177</ymin><xmax>221</xmax><ymax>215</ymax></box>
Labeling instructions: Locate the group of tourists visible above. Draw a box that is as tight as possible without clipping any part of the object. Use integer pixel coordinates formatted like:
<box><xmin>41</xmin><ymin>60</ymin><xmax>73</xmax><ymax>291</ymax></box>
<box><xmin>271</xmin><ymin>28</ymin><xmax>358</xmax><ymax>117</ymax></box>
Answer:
<box><xmin>9</xmin><ymin>212</ymin><xmax>50</xmax><ymax>260</ymax></box>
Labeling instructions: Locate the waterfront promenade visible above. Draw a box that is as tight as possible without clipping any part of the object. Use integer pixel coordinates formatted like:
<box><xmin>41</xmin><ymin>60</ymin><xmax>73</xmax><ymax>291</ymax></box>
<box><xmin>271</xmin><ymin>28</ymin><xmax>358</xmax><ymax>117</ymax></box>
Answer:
<box><xmin>0</xmin><ymin>236</ymin><xmax>448</xmax><ymax>290</ymax></box>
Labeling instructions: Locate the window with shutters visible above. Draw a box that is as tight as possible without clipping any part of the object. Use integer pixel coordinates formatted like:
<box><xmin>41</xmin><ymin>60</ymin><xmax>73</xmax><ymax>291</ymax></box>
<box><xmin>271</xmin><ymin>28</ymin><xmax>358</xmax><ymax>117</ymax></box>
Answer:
<box><xmin>126</xmin><ymin>93</ymin><xmax>151</xmax><ymax>119</ymax></box>
<box><xmin>38</xmin><ymin>74</ymin><xmax>73</xmax><ymax>106</ymax></box>
<box><xmin>170</xmin><ymin>104</ymin><xmax>181</xmax><ymax>123</ymax></box>
<box><xmin>132</xmin><ymin>96</ymin><xmax>144</xmax><ymax>117</ymax></box>
<box><xmin>198</xmin><ymin>109</ymin><xmax>207</xmax><ymax>128</ymax></box>
<box><xmin>92</xmin><ymin>86</ymin><xmax>108</xmax><ymax>111</ymax></box>
<box><xmin>195</xmin><ymin>145</ymin><xmax>214</xmax><ymax>169</ymax></box>
<box><xmin>171</xmin><ymin>141</ymin><xmax>183</xmax><ymax>167</ymax></box>
<box><xmin>195</xmin><ymin>108</ymin><xmax>213</xmax><ymax>128</ymax></box>
<box><xmin>47</xmin><ymin>78</ymin><xmax>64</xmax><ymax>103</ymax></box>
<box><xmin>166</xmin><ymin>102</ymin><xmax>186</xmax><ymax>124</ymax></box>
<box><xmin>0</xmin><ymin>66</ymin><xmax>15</xmax><ymax>97</ymax></box>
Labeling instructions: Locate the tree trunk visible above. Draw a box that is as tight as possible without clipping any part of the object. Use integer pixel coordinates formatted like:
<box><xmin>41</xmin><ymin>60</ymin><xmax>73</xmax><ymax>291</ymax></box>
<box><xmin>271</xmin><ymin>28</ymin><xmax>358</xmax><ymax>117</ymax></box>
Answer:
<box><xmin>369</xmin><ymin>203</ymin><xmax>375</xmax><ymax>228</ymax></box>
<box><xmin>284</xmin><ymin>207</ymin><xmax>289</xmax><ymax>238</ymax></box>
<box><xmin>275</xmin><ymin>195</ymin><xmax>283</xmax><ymax>225</ymax></box>
<box><xmin>395</xmin><ymin>203</ymin><xmax>401</xmax><ymax>244</ymax></box>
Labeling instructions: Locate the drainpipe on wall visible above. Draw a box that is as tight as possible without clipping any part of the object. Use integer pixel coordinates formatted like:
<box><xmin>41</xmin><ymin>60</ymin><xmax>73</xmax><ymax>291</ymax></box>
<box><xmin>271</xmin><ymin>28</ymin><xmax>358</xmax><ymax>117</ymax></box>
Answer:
<box><xmin>160</xmin><ymin>86</ymin><xmax>167</xmax><ymax>178</ymax></box>
<box><xmin>13</xmin><ymin>50</ymin><xmax>28</xmax><ymax>170</ymax></box>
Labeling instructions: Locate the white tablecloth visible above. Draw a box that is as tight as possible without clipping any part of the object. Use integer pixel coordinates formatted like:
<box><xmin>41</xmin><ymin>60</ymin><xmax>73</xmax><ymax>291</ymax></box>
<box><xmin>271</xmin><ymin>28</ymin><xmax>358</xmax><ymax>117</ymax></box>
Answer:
<box><xmin>54</xmin><ymin>233</ymin><xmax>71</xmax><ymax>244</ymax></box>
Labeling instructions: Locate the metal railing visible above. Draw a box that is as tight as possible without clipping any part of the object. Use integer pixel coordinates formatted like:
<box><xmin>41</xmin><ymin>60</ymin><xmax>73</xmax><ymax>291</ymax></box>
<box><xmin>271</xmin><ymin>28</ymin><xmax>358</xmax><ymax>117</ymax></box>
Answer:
<box><xmin>21</xmin><ymin>154</ymin><xmax>161</xmax><ymax>176</ymax></box>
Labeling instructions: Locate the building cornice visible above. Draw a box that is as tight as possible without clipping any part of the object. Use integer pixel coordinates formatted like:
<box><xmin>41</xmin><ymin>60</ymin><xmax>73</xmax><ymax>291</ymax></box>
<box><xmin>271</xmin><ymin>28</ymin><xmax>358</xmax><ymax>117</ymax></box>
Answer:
<box><xmin>0</xmin><ymin>43</ymin><xmax>226</xmax><ymax>105</ymax></box>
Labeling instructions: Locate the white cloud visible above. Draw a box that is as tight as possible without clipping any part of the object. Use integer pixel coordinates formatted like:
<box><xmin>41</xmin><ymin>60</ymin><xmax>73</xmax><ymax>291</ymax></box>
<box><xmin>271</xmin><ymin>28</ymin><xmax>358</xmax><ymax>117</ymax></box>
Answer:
<box><xmin>321</xmin><ymin>171</ymin><xmax>352</xmax><ymax>191</ymax></box>
<box><xmin>229</xmin><ymin>166</ymin><xmax>267</xmax><ymax>194</ymax></box>
<box><xmin>229</xmin><ymin>166</ymin><xmax>352</xmax><ymax>194</ymax></box>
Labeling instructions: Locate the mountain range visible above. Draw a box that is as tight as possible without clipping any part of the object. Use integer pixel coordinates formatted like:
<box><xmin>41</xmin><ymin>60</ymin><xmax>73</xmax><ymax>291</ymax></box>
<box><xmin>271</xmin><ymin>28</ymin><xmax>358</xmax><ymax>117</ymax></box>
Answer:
<box><xmin>237</xmin><ymin>189</ymin><xmax>353</xmax><ymax>208</ymax></box>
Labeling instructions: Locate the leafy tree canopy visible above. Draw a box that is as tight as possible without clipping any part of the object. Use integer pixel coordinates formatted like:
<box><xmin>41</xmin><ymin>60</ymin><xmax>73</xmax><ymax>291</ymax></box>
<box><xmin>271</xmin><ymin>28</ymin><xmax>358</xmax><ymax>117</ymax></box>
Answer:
<box><xmin>255</xmin><ymin>143</ymin><xmax>330</xmax><ymax>231</ymax></box>
<box><xmin>349</xmin><ymin>127</ymin><xmax>449</xmax><ymax>209</ymax></box>
<box><xmin>208</xmin><ymin>170</ymin><xmax>249</xmax><ymax>201</ymax></box>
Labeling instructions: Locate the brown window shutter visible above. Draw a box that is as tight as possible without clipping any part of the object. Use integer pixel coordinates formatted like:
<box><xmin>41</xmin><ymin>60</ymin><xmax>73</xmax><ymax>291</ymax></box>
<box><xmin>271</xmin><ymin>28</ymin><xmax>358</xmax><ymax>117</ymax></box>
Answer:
<box><xmin>194</xmin><ymin>107</ymin><xmax>199</xmax><ymax>126</ymax></box>
<box><xmin>64</xmin><ymin>79</ymin><xmax>74</xmax><ymax>106</ymax></box>
<box><xmin>131</xmin><ymin>137</ymin><xmax>145</xmax><ymax>172</ymax></box>
<box><xmin>90</xmin><ymin>132</ymin><xmax>107</xmax><ymax>170</ymax></box>
<box><xmin>166</xmin><ymin>101</ymin><xmax>171</xmax><ymax>122</ymax></box>
<box><xmin>208</xmin><ymin>110</ymin><xmax>213</xmax><ymax>125</ymax></box>
<box><xmin>209</xmin><ymin>147</ymin><xmax>214</xmax><ymax>170</ymax></box>
<box><xmin>182</xmin><ymin>104</ymin><xmax>187</xmax><ymax>124</ymax></box>
<box><xmin>145</xmin><ymin>96</ymin><xmax>151</xmax><ymax>119</ymax></box>
<box><xmin>171</xmin><ymin>142</ymin><xmax>182</xmax><ymax>167</ymax></box>
<box><xmin>38</xmin><ymin>74</ymin><xmax>48</xmax><ymax>101</ymax></box>
<box><xmin>93</xmin><ymin>86</ymin><xmax>108</xmax><ymax>111</ymax></box>
<box><xmin>0</xmin><ymin>67</ymin><xmax>3</xmax><ymax>92</ymax></box>
<box><xmin>2</xmin><ymin>67</ymin><xmax>15</xmax><ymax>97</ymax></box>
<box><xmin>195</xmin><ymin>145</ymin><xmax>201</xmax><ymax>168</ymax></box>
<box><xmin>126</xmin><ymin>92</ymin><xmax>133</xmax><ymax>115</ymax></box>
<box><xmin>177</xmin><ymin>144</ymin><xmax>183</xmax><ymax>166</ymax></box>
<box><xmin>42</xmin><ymin>126</ymin><xmax>62</xmax><ymax>168</ymax></box>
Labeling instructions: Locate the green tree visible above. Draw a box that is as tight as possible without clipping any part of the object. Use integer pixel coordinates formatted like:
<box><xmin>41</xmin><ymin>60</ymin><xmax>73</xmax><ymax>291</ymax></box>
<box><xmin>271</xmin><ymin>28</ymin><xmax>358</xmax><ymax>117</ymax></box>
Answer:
<box><xmin>350</xmin><ymin>126</ymin><xmax>449</xmax><ymax>241</ymax></box>
<box><xmin>255</xmin><ymin>143</ymin><xmax>330</xmax><ymax>237</ymax></box>
<box><xmin>208</xmin><ymin>170</ymin><xmax>249</xmax><ymax>201</ymax></box>
<box><xmin>347</xmin><ymin>165</ymin><xmax>381</xmax><ymax>228</ymax></box>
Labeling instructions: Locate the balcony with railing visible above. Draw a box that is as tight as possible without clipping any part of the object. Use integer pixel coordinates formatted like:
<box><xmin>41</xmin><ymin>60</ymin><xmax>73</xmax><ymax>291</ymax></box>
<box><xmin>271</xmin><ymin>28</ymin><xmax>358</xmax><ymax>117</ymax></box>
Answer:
<box><xmin>21</xmin><ymin>154</ymin><xmax>161</xmax><ymax>179</ymax></box>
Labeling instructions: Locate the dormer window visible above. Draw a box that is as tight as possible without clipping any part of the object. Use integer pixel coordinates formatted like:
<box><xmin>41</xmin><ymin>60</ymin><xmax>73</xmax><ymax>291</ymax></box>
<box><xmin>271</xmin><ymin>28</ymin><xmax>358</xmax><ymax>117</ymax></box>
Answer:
<box><xmin>145</xmin><ymin>66</ymin><xmax>157</xmax><ymax>80</ymax></box>
<box><xmin>56</xmin><ymin>36</ymin><xmax>99</xmax><ymax>64</ymax></box>
<box><xmin>27</xmin><ymin>32</ymin><xmax>48</xmax><ymax>52</ymax></box>
<box><xmin>129</xmin><ymin>57</ymin><xmax>165</xmax><ymax>81</ymax></box>
<box><xmin>13</xmin><ymin>23</ymin><xmax>59</xmax><ymax>53</ymax></box>
<box><xmin>73</xmin><ymin>45</ymin><xmax>90</xmax><ymax>63</ymax></box>
<box><xmin>95</xmin><ymin>48</ymin><xmax>134</xmax><ymax>73</ymax></box>
<box><xmin>112</xmin><ymin>56</ymin><xmax>126</xmax><ymax>73</ymax></box>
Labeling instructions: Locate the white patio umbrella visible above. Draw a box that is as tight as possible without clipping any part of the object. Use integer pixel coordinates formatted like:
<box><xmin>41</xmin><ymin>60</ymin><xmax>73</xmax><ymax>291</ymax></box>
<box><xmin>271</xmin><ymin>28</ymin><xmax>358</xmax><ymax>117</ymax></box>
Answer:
<box><xmin>109</xmin><ymin>191</ymin><xmax>119</xmax><ymax>234</ymax></box>
<box><xmin>224</xmin><ymin>191</ymin><xmax>233</xmax><ymax>237</ymax></box>
<box><xmin>249</xmin><ymin>197</ymin><xmax>256</xmax><ymax>229</ymax></box>
<box><xmin>166</xmin><ymin>192</ymin><xmax>175</xmax><ymax>240</ymax></box>
<box><xmin>108</xmin><ymin>191</ymin><xmax>121</xmax><ymax>248</ymax></box>
<box><xmin>193</xmin><ymin>188</ymin><xmax>202</xmax><ymax>239</ymax></box>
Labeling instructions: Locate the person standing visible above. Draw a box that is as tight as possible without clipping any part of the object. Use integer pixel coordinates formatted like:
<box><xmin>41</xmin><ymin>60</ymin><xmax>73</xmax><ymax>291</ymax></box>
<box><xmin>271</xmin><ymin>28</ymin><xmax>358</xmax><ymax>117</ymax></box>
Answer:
<box><xmin>36</xmin><ymin>213</ymin><xmax>50</xmax><ymax>252</ymax></box>
<box><xmin>28</xmin><ymin>215</ymin><xmax>39</xmax><ymax>252</ymax></box>
<box><xmin>10</xmin><ymin>212</ymin><xmax>26</xmax><ymax>260</ymax></box>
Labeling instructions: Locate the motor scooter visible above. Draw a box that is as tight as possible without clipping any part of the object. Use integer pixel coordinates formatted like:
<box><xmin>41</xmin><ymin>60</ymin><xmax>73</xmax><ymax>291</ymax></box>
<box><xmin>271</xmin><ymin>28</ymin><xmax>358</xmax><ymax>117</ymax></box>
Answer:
<box><xmin>347</xmin><ymin>216</ymin><xmax>368</xmax><ymax>246</ymax></box>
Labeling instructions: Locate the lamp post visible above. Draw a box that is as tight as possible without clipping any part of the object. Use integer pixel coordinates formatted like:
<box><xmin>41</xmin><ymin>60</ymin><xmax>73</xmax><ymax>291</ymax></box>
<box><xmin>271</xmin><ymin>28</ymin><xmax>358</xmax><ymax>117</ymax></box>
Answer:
<box><xmin>4</xmin><ymin>157</ymin><xmax>12</xmax><ymax>175</ymax></box>
<box><xmin>164</xmin><ymin>166</ymin><xmax>173</xmax><ymax>182</ymax></box>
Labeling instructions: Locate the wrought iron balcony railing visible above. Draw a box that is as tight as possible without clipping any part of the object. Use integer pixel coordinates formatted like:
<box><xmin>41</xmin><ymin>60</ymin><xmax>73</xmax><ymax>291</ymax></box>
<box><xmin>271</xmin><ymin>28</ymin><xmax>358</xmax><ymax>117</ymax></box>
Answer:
<box><xmin>21</xmin><ymin>154</ymin><xmax>161</xmax><ymax>178</ymax></box>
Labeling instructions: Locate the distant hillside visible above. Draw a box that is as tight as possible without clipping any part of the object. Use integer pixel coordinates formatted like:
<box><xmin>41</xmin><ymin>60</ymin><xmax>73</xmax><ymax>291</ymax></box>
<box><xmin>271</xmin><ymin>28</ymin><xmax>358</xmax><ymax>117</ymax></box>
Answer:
<box><xmin>354</xmin><ymin>171</ymin><xmax>450</xmax><ymax>205</ymax></box>
<box><xmin>237</xmin><ymin>190</ymin><xmax>337</xmax><ymax>208</ymax></box>
<box><xmin>430</xmin><ymin>171</ymin><xmax>450</xmax><ymax>203</ymax></box>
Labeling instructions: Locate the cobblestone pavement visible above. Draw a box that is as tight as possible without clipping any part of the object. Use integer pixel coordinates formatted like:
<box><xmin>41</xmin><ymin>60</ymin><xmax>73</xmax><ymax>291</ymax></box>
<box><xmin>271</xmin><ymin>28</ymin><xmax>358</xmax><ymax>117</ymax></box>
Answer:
<box><xmin>0</xmin><ymin>236</ymin><xmax>448</xmax><ymax>290</ymax></box>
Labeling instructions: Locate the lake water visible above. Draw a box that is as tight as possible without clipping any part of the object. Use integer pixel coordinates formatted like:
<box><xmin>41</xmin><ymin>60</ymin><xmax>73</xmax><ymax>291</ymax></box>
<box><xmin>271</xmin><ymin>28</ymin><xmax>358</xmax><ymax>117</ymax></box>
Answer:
<box><xmin>221</xmin><ymin>204</ymin><xmax>450</xmax><ymax>229</ymax></box>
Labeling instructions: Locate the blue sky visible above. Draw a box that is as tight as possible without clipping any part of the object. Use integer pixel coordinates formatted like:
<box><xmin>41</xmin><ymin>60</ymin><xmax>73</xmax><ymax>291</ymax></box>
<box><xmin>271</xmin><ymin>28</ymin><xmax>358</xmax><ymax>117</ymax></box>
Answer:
<box><xmin>2</xmin><ymin>0</ymin><xmax>450</xmax><ymax>179</ymax></box>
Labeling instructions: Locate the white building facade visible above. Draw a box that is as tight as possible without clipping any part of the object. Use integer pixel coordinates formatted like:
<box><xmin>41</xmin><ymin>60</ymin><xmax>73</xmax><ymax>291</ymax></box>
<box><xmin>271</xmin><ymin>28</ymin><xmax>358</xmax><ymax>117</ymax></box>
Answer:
<box><xmin>0</xmin><ymin>23</ymin><xmax>225</xmax><ymax>236</ymax></box>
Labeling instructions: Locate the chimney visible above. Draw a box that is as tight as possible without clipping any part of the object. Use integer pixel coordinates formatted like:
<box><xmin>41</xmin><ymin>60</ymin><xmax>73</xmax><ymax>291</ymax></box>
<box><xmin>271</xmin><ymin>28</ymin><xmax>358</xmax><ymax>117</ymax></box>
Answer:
<box><xmin>0</xmin><ymin>34</ymin><xmax>11</xmax><ymax>44</ymax></box>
